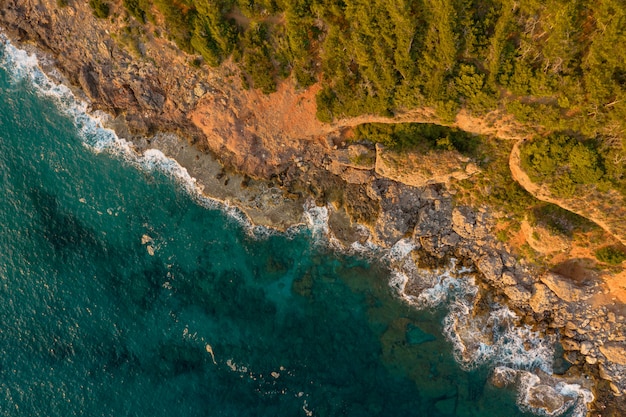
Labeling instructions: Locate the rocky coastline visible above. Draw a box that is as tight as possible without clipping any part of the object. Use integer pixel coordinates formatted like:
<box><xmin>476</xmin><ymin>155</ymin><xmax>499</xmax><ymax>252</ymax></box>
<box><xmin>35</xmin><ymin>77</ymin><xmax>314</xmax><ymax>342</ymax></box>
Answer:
<box><xmin>1</xmin><ymin>0</ymin><xmax>626</xmax><ymax>415</ymax></box>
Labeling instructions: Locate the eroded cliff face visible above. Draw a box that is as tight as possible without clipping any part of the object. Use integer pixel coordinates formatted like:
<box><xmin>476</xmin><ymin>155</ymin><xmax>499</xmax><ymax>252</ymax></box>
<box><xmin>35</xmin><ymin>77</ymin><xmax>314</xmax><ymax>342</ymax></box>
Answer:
<box><xmin>1</xmin><ymin>0</ymin><xmax>626</xmax><ymax>414</ymax></box>
<box><xmin>0</xmin><ymin>0</ymin><xmax>206</xmax><ymax>137</ymax></box>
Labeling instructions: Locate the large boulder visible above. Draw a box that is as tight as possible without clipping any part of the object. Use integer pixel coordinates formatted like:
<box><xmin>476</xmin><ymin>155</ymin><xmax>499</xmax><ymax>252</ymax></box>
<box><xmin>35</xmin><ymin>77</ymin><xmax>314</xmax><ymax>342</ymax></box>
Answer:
<box><xmin>78</xmin><ymin>64</ymin><xmax>100</xmax><ymax>100</ymax></box>
<box><xmin>529</xmin><ymin>283</ymin><xmax>558</xmax><ymax>314</ymax></box>
<box><xmin>451</xmin><ymin>207</ymin><xmax>489</xmax><ymax>240</ymax></box>
<box><xmin>373</xmin><ymin>208</ymin><xmax>416</xmax><ymax>247</ymax></box>
<box><xmin>503</xmin><ymin>285</ymin><xmax>532</xmax><ymax>304</ymax></box>
<box><xmin>540</xmin><ymin>272</ymin><xmax>585</xmax><ymax>302</ymax></box>
<box><xmin>526</xmin><ymin>385</ymin><xmax>565</xmax><ymax>415</ymax></box>
<box><xmin>375</xmin><ymin>144</ymin><xmax>479</xmax><ymax>187</ymax></box>
<box><xmin>476</xmin><ymin>253</ymin><xmax>503</xmax><ymax>284</ymax></box>
<box><xmin>369</xmin><ymin>180</ymin><xmax>423</xmax><ymax>247</ymax></box>
<box><xmin>599</xmin><ymin>343</ymin><xmax>626</xmax><ymax>366</ymax></box>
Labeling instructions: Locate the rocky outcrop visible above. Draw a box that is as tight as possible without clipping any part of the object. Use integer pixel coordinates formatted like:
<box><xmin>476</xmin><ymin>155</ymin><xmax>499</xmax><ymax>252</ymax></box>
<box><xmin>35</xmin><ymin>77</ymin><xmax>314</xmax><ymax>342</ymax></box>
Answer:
<box><xmin>375</xmin><ymin>144</ymin><xmax>480</xmax><ymax>187</ymax></box>
<box><xmin>0</xmin><ymin>0</ymin><xmax>208</xmax><ymax>139</ymax></box>
<box><xmin>377</xmin><ymin>179</ymin><xmax>626</xmax><ymax>406</ymax></box>
<box><xmin>599</xmin><ymin>344</ymin><xmax>626</xmax><ymax>366</ymax></box>
<box><xmin>529</xmin><ymin>283</ymin><xmax>559</xmax><ymax>314</ymax></box>
<box><xmin>365</xmin><ymin>180</ymin><xmax>424</xmax><ymax>247</ymax></box>
<box><xmin>540</xmin><ymin>272</ymin><xmax>586</xmax><ymax>303</ymax></box>
<box><xmin>2</xmin><ymin>1</ymin><xmax>625</xmax><ymax>414</ymax></box>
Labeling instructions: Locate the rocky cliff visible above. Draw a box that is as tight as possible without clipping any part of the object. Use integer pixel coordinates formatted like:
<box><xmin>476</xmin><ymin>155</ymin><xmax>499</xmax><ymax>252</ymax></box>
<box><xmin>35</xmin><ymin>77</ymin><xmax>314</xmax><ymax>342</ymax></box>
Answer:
<box><xmin>1</xmin><ymin>0</ymin><xmax>626</xmax><ymax>415</ymax></box>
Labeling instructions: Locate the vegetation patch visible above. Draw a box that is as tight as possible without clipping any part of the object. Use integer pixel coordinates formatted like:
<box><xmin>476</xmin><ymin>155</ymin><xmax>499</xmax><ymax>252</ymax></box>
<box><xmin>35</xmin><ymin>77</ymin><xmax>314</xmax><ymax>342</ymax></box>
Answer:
<box><xmin>595</xmin><ymin>246</ymin><xmax>626</xmax><ymax>265</ymax></box>
<box><xmin>89</xmin><ymin>0</ymin><xmax>110</xmax><ymax>18</ymax></box>
<box><xmin>458</xmin><ymin>139</ymin><xmax>535</xmax><ymax>219</ymax></box>
<box><xmin>123</xmin><ymin>0</ymin><xmax>151</xmax><ymax>23</ymax></box>
<box><xmin>118</xmin><ymin>0</ymin><xmax>626</xmax><ymax>200</ymax></box>
<box><xmin>353</xmin><ymin>123</ymin><xmax>480</xmax><ymax>155</ymax></box>
<box><xmin>520</xmin><ymin>133</ymin><xmax>612</xmax><ymax>198</ymax></box>
<box><xmin>529</xmin><ymin>204</ymin><xmax>599</xmax><ymax>237</ymax></box>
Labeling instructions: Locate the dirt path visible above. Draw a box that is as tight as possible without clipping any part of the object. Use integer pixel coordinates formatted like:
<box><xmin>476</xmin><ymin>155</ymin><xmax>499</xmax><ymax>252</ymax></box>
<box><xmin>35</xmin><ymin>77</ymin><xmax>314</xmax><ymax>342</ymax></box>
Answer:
<box><xmin>509</xmin><ymin>140</ymin><xmax>626</xmax><ymax>246</ymax></box>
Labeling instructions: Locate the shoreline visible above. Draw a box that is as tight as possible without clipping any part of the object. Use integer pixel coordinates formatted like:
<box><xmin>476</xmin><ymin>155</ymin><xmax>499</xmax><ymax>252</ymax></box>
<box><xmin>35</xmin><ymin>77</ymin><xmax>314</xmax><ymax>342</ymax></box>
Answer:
<box><xmin>1</xmin><ymin>4</ymin><xmax>625</xmax><ymax>413</ymax></box>
<box><xmin>0</xmin><ymin>34</ymin><xmax>598</xmax><ymax>417</ymax></box>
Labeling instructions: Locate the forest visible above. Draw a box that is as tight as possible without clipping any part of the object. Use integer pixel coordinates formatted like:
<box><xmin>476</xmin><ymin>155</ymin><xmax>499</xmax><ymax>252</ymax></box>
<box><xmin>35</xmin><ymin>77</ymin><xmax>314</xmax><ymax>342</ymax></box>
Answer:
<box><xmin>88</xmin><ymin>0</ymin><xmax>626</xmax><ymax>198</ymax></box>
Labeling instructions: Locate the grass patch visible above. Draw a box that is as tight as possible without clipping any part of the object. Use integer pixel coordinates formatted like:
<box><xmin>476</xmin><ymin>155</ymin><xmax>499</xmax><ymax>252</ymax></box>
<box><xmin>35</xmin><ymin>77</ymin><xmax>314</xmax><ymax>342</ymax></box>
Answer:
<box><xmin>529</xmin><ymin>203</ymin><xmax>599</xmax><ymax>237</ymax></box>
<box><xmin>595</xmin><ymin>246</ymin><xmax>626</xmax><ymax>265</ymax></box>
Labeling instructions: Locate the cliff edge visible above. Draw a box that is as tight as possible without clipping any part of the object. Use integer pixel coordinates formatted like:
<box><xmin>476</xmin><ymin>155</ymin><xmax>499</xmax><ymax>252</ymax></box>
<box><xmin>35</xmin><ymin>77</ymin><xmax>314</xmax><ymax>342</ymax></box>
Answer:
<box><xmin>1</xmin><ymin>0</ymin><xmax>626</xmax><ymax>415</ymax></box>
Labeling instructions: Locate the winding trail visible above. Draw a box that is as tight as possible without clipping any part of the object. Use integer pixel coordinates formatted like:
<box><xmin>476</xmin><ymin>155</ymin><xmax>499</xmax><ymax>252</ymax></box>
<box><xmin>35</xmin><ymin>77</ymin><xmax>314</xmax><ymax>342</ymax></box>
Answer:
<box><xmin>509</xmin><ymin>140</ymin><xmax>626</xmax><ymax>246</ymax></box>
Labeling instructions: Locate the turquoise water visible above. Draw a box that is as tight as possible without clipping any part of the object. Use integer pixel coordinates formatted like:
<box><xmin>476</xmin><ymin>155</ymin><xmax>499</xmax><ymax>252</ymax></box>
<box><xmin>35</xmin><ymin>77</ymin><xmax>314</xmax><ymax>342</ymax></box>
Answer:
<box><xmin>0</xmin><ymin>43</ymin><xmax>538</xmax><ymax>417</ymax></box>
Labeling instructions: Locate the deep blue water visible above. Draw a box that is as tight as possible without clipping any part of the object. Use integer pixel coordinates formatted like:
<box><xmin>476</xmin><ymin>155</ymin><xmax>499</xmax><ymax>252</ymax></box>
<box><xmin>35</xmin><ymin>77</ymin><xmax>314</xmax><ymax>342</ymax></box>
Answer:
<box><xmin>0</xmin><ymin>42</ymin><xmax>537</xmax><ymax>417</ymax></box>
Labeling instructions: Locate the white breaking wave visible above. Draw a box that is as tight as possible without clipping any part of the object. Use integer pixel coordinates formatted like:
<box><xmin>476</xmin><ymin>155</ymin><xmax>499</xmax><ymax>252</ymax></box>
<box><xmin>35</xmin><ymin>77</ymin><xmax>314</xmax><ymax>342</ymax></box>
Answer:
<box><xmin>0</xmin><ymin>33</ymin><xmax>258</xmax><ymax>230</ymax></box>
<box><xmin>349</xmin><ymin>236</ymin><xmax>379</xmax><ymax>255</ymax></box>
<box><xmin>388</xmin><ymin>248</ymin><xmax>555</xmax><ymax>373</ymax></box>
<box><xmin>386</xmin><ymin>238</ymin><xmax>417</xmax><ymax>262</ymax></box>
<box><xmin>302</xmin><ymin>200</ymin><xmax>329</xmax><ymax>239</ymax></box>
<box><xmin>388</xmin><ymin>270</ymin><xmax>410</xmax><ymax>295</ymax></box>
<box><xmin>0</xmin><ymin>33</ymin><xmax>349</xmax><ymax>246</ymax></box>
<box><xmin>517</xmin><ymin>371</ymin><xmax>594</xmax><ymax>417</ymax></box>
<box><xmin>0</xmin><ymin>33</ymin><xmax>593</xmax><ymax>417</ymax></box>
<box><xmin>443</xmin><ymin>303</ymin><xmax>555</xmax><ymax>373</ymax></box>
<box><xmin>388</xmin><ymin>246</ymin><xmax>593</xmax><ymax>416</ymax></box>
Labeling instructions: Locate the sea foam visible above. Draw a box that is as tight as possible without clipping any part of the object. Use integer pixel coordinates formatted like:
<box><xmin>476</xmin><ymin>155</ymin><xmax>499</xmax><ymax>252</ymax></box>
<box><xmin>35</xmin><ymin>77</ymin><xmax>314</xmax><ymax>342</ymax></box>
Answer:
<box><xmin>516</xmin><ymin>371</ymin><xmax>594</xmax><ymax>417</ymax></box>
<box><xmin>301</xmin><ymin>200</ymin><xmax>330</xmax><ymax>240</ymax></box>
<box><xmin>0</xmin><ymin>33</ymin><xmax>256</xmax><ymax>230</ymax></box>
<box><xmin>387</xmin><ymin>246</ymin><xmax>593</xmax><ymax>416</ymax></box>
<box><xmin>0</xmin><ymin>33</ymin><xmax>593</xmax><ymax>417</ymax></box>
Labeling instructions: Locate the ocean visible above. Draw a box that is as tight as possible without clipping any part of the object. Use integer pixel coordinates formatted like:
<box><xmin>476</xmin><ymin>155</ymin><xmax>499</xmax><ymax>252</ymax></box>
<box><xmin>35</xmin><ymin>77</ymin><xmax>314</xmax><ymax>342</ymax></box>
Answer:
<box><xmin>0</xmin><ymin>37</ymin><xmax>576</xmax><ymax>417</ymax></box>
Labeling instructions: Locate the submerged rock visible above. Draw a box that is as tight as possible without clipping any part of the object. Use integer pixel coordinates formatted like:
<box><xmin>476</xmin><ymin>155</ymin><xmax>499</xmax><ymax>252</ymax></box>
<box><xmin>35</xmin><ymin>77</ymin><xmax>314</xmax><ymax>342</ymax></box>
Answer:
<box><xmin>491</xmin><ymin>366</ymin><xmax>518</xmax><ymax>388</ymax></box>
<box><xmin>406</xmin><ymin>323</ymin><xmax>436</xmax><ymax>345</ymax></box>
<box><xmin>434</xmin><ymin>395</ymin><xmax>457</xmax><ymax>415</ymax></box>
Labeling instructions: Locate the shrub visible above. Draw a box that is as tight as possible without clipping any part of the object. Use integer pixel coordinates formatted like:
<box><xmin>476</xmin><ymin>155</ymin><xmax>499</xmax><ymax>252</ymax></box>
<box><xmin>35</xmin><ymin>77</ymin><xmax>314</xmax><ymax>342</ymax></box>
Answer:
<box><xmin>240</xmin><ymin>23</ymin><xmax>277</xmax><ymax>93</ymax></box>
<box><xmin>152</xmin><ymin>0</ymin><xmax>194</xmax><ymax>52</ymax></box>
<box><xmin>521</xmin><ymin>133</ymin><xmax>608</xmax><ymax>194</ymax></box>
<box><xmin>353</xmin><ymin>122</ymin><xmax>480</xmax><ymax>155</ymax></box>
<box><xmin>595</xmin><ymin>246</ymin><xmax>626</xmax><ymax>265</ymax></box>
<box><xmin>123</xmin><ymin>0</ymin><xmax>148</xmax><ymax>23</ymax></box>
<box><xmin>89</xmin><ymin>0</ymin><xmax>110</xmax><ymax>18</ymax></box>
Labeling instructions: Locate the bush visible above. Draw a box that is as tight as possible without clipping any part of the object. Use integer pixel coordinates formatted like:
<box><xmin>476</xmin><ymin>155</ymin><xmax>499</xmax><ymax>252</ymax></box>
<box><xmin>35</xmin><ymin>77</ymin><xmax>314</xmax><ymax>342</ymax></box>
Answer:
<box><xmin>240</xmin><ymin>23</ymin><xmax>277</xmax><ymax>93</ymax></box>
<box><xmin>521</xmin><ymin>133</ymin><xmax>607</xmax><ymax>194</ymax></box>
<box><xmin>530</xmin><ymin>203</ymin><xmax>598</xmax><ymax>236</ymax></box>
<box><xmin>123</xmin><ymin>0</ymin><xmax>148</xmax><ymax>23</ymax></box>
<box><xmin>89</xmin><ymin>0</ymin><xmax>110</xmax><ymax>18</ymax></box>
<box><xmin>353</xmin><ymin>122</ymin><xmax>480</xmax><ymax>155</ymax></box>
<box><xmin>152</xmin><ymin>0</ymin><xmax>194</xmax><ymax>52</ymax></box>
<box><xmin>595</xmin><ymin>246</ymin><xmax>626</xmax><ymax>265</ymax></box>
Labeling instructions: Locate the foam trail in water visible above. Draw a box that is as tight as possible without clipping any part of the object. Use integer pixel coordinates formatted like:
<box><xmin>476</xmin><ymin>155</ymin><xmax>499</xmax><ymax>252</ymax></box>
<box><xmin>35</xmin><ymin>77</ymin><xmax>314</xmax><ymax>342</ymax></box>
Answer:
<box><xmin>386</xmin><ymin>246</ymin><xmax>594</xmax><ymax>416</ymax></box>
<box><xmin>516</xmin><ymin>371</ymin><xmax>594</xmax><ymax>417</ymax></box>
<box><xmin>302</xmin><ymin>200</ymin><xmax>329</xmax><ymax>240</ymax></box>
<box><xmin>1</xmin><ymin>34</ymin><xmax>593</xmax><ymax>417</ymax></box>
<box><xmin>0</xmin><ymin>34</ymin><xmax>263</xmax><ymax>230</ymax></box>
